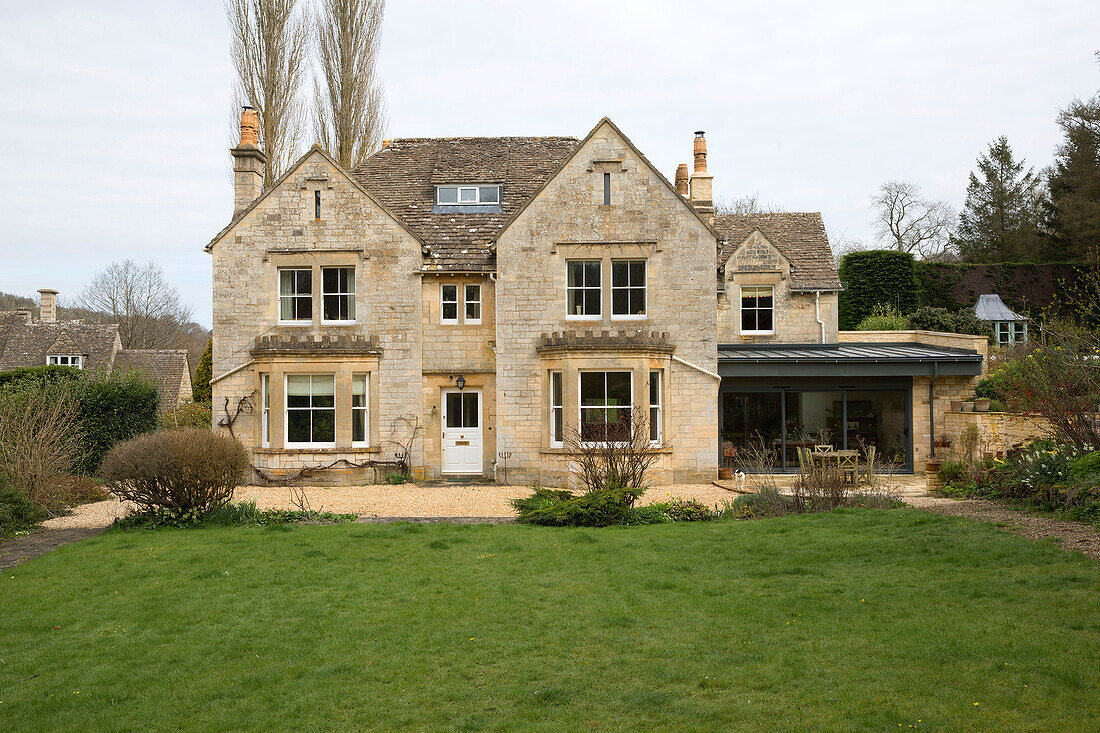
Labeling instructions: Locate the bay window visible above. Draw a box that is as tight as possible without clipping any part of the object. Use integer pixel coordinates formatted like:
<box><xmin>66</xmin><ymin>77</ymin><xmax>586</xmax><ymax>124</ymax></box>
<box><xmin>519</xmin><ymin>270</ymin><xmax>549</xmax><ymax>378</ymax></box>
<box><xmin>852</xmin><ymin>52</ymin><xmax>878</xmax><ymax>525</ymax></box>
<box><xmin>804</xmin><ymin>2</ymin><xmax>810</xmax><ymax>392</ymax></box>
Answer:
<box><xmin>352</xmin><ymin>373</ymin><xmax>369</xmax><ymax>447</ymax></box>
<box><xmin>285</xmin><ymin>374</ymin><xmax>335</xmax><ymax>447</ymax></box>
<box><xmin>649</xmin><ymin>370</ymin><xmax>662</xmax><ymax>443</ymax></box>
<box><xmin>579</xmin><ymin>371</ymin><xmax>632</xmax><ymax>443</ymax></box>
<box><xmin>550</xmin><ymin>371</ymin><xmax>563</xmax><ymax>447</ymax></box>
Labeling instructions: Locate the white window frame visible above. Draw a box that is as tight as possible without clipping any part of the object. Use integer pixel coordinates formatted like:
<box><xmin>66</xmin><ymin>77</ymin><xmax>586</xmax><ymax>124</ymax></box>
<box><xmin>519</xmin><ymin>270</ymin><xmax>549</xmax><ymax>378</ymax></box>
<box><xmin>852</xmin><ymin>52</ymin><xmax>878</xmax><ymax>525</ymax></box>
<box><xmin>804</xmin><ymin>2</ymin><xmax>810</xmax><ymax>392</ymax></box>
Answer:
<box><xmin>284</xmin><ymin>374</ymin><xmax>336</xmax><ymax>449</ymax></box>
<box><xmin>567</xmin><ymin>260</ymin><xmax>602</xmax><ymax>320</ymax></box>
<box><xmin>740</xmin><ymin>285</ymin><xmax>775</xmax><ymax>335</ymax></box>
<box><xmin>578</xmin><ymin>370</ymin><xmax>633</xmax><ymax>447</ymax></box>
<box><xmin>649</xmin><ymin>370</ymin><xmax>662</xmax><ymax>445</ymax></box>
<box><xmin>550</xmin><ymin>370</ymin><xmax>564</xmax><ymax>448</ymax></box>
<box><xmin>464</xmin><ymin>284</ymin><xmax>482</xmax><ymax>324</ymax></box>
<box><xmin>352</xmin><ymin>373</ymin><xmax>369</xmax><ymax>448</ymax></box>
<box><xmin>436</xmin><ymin>185</ymin><xmax>501</xmax><ymax>206</ymax></box>
<box><xmin>278</xmin><ymin>267</ymin><xmax>313</xmax><ymax>325</ymax></box>
<box><xmin>611</xmin><ymin>259</ymin><xmax>647</xmax><ymax>320</ymax></box>
<box><xmin>47</xmin><ymin>354</ymin><xmax>82</xmax><ymax>369</ymax></box>
<box><xmin>261</xmin><ymin>374</ymin><xmax>270</xmax><ymax>448</ymax></box>
<box><xmin>441</xmin><ymin>284</ymin><xmax>459</xmax><ymax>324</ymax></box>
<box><xmin>320</xmin><ymin>266</ymin><xmax>356</xmax><ymax>324</ymax></box>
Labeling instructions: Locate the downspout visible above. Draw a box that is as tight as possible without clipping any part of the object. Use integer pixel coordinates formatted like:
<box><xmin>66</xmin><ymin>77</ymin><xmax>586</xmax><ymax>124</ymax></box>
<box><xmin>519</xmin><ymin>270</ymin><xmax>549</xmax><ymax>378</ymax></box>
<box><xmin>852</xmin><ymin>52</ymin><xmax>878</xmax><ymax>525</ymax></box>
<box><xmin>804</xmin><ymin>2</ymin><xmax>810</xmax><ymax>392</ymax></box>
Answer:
<box><xmin>209</xmin><ymin>359</ymin><xmax>255</xmax><ymax>386</ymax></box>
<box><xmin>928</xmin><ymin>361</ymin><xmax>938</xmax><ymax>460</ymax></box>
<box><xmin>815</xmin><ymin>290</ymin><xmax>825</xmax><ymax>344</ymax></box>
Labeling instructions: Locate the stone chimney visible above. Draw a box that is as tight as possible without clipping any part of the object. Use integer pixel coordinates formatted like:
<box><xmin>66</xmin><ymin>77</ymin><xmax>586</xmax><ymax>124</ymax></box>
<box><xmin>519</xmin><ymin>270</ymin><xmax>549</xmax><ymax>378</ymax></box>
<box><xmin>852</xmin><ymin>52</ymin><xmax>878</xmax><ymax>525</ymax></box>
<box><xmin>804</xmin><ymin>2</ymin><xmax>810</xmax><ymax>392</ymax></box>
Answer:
<box><xmin>231</xmin><ymin>106</ymin><xmax>267</xmax><ymax>216</ymax></box>
<box><xmin>688</xmin><ymin>131</ymin><xmax>714</xmax><ymax>218</ymax></box>
<box><xmin>674</xmin><ymin>163</ymin><xmax>689</xmax><ymax>197</ymax></box>
<box><xmin>381</xmin><ymin>139</ymin><xmax>392</xmax><ymax>148</ymax></box>
<box><xmin>38</xmin><ymin>288</ymin><xmax>58</xmax><ymax>323</ymax></box>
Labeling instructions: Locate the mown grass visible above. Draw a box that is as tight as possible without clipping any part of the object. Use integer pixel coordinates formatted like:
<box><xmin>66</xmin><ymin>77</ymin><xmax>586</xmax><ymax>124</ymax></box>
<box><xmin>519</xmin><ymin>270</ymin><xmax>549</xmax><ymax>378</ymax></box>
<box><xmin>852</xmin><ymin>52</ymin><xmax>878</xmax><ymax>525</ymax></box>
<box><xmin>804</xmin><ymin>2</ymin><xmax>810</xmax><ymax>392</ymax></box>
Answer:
<box><xmin>1</xmin><ymin>508</ymin><xmax>1098</xmax><ymax>731</ymax></box>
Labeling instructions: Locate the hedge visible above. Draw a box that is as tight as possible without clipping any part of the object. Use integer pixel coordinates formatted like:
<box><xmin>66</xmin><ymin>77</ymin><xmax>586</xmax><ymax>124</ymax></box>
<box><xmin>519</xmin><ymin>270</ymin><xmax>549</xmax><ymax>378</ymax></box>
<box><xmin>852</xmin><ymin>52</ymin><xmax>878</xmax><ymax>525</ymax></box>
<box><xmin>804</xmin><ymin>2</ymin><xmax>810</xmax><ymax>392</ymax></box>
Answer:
<box><xmin>0</xmin><ymin>366</ymin><xmax>159</xmax><ymax>475</ymax></box>
<box><xmin>837</xmin><ymin>251</ymin><xmax>920</xmax><ymax>330</ymax></box>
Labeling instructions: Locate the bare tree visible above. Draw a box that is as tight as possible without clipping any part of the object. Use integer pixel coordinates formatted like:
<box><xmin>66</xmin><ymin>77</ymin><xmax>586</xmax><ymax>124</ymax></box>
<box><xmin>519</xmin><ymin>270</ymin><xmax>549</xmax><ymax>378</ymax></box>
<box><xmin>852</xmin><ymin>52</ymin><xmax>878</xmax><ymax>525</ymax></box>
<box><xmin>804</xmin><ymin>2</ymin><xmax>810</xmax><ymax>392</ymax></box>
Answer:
<box><xmin>714</xmin><ymin>193</ymin><xmax>783</xmax><ymax>216</ymax></box>
<box><xmin>77</xmin><ymin>261</ymin><xmax>195</xmax><ymax>350</ymax></box>
<box><xmin>872</xmin><ymin>180</ymin><xmax>955</xmax><ymax>259</ymax></box>
<box><xmin>565</xmin><ymin>405</ymin><xmax>665</xmax><ymax>493</ymax></box>
<box><xmin>313</xmin><ymin>0</ymin><xmax>387</xmax><ymax>168</ymax></box>
<box><xmin>228</xmin><ymin>0</ymin><xmax>311</xmax><ymax>186</ymax></box>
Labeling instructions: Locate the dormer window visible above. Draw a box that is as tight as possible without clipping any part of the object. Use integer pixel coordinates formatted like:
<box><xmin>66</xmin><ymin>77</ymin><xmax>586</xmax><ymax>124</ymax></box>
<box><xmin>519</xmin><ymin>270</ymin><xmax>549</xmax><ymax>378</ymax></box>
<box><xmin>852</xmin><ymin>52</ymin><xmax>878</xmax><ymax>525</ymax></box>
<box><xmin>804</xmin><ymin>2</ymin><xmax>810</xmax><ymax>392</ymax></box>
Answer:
<box><xmin>436</xmin><ymin>185</ymin><xmax>500</xmax><ymax>206</ymax></box>
<box><xmin>47</xmin><ymin>354</ymin><xmax>82</xmax><ymax>369</ymax></box>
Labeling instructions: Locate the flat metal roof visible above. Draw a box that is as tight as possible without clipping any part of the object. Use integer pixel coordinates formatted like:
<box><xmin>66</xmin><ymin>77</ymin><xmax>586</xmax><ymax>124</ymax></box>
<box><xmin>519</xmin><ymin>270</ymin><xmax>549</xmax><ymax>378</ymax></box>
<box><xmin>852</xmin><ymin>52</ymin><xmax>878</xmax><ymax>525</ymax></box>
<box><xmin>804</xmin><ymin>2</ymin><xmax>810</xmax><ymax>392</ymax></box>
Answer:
<box><xmin>717</xmin><ymin>342</ymin><xmax>984</xmax><ymax>378</ymax></box>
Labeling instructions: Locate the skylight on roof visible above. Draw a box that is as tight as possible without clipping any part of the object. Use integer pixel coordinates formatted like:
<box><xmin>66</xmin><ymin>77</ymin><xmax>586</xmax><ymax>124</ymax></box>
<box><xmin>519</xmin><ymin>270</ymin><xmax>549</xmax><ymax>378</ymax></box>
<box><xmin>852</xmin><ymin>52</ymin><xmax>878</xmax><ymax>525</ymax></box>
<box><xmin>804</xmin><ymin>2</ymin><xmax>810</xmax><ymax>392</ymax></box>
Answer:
<box><xmin>436</xmin><ymin>185</ymin><xmax>500</xmax><ymax>206</ymax></box>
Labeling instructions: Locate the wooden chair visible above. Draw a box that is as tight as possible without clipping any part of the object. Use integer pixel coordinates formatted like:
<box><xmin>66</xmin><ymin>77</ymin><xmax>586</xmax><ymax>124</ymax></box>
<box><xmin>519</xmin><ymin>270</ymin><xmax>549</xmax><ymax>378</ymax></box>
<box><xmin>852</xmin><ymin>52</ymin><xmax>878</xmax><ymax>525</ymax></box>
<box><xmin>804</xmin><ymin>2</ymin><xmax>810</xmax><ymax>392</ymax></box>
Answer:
<box><xmin>813</xmin><ymin>444</ymin><xmax>832</xmax><ymax>453</ymax></box>
<box><xmin>859</xmin><ymin>446</ymin><xmax>877</xmax><ymax>486</ymax></box>
<box><xmin>796</xmin><ymin>446</ymin><xmax>809</xmax><ymax>479</ymax></box>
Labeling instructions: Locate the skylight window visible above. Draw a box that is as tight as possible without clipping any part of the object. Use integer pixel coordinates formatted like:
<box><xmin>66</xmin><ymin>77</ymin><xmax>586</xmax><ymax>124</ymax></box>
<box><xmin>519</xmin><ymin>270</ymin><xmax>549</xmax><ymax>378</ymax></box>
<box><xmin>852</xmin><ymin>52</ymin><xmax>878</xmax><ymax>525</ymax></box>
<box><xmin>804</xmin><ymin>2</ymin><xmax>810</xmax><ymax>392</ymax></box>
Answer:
<box><xmin>436</xmin><ymin>185</ymin><xmax>500</xmax><ymax>205</ymax></box>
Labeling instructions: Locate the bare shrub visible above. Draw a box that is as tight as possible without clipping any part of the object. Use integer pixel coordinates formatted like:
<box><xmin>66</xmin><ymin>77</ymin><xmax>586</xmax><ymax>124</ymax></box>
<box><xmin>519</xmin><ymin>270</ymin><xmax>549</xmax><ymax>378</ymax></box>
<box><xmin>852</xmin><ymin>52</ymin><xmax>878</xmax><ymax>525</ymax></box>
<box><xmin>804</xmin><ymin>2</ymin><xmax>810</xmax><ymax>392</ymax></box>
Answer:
<box><xmin>161</xmin><ymin>401</ymin><xmax>214</xmax><ymax>430</ymax></box>
<box><xmin>100</xmin><ymin>429</ymin><xmax>250</xmax><ymax>514</ymax></box>
<box><xmin>565</xmin><ymin>406</ymin><xmax>664</xmax><ymax>495</ymax></box>
<box><xmin>732</xmin><ymin>438</ymin><xmax>780</xmax><ymax>494</ymax></box>
<box><xmin>0</xmin><ymin>386</ymin><xmax>84</xmax><ymax>513</ymax></box>
<box><xmin>792</xmin><ymin>462</ymin><xmax>851</xmax><ymax>513</ymax></box>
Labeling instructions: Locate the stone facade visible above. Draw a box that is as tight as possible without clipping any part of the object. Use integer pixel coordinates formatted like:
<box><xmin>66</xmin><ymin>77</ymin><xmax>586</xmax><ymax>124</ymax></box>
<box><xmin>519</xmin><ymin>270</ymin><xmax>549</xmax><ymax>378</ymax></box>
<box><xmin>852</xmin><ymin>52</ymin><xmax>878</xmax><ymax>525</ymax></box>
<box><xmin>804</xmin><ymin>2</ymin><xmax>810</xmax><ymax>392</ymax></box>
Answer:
<box><xmin>209</xmin><ymin>149</ymin><xmax>424</xmax><ymax>484</ymax></box>
<box><xmin>494</xmin><ymin>120</ymin><xmax>719</xmax><ymax>486</ymax></box>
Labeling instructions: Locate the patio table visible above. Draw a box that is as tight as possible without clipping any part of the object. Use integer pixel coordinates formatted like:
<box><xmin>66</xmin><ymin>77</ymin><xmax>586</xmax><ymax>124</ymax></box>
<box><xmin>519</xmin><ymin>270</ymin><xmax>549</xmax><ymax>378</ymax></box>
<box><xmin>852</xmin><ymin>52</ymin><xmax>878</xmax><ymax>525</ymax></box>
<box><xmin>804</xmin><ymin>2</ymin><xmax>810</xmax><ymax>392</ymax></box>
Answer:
<box><xmin>811</xmin><ymin>449</ymin><xmax>860</xmax><ymax>484</ymax></box>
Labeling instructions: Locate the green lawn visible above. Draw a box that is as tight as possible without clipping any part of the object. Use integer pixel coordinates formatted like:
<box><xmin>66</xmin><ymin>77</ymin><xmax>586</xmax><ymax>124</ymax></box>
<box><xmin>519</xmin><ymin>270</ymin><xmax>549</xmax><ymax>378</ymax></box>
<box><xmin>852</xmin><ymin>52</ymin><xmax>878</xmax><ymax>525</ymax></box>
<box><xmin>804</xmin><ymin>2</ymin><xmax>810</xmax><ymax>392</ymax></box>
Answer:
<box><xmin>2</xmin><ymin>510</ymin><xmax>1098</xmax><ymax>732</ymax></box>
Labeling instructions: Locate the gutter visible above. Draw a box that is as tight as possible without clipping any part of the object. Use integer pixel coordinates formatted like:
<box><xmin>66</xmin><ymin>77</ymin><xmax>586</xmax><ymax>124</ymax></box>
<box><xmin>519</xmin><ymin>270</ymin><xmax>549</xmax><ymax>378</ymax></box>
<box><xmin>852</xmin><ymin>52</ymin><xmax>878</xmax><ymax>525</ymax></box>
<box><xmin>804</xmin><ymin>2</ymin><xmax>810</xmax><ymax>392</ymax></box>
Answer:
<box><xmin>671</xmin><ymin>354</ymin><xmax>721</xmax><ymax>381</ymax></box>
<box><xmin>209</xmin><ymin>359</ymin><xmax>255</xmax><ymax>386</ymax></box>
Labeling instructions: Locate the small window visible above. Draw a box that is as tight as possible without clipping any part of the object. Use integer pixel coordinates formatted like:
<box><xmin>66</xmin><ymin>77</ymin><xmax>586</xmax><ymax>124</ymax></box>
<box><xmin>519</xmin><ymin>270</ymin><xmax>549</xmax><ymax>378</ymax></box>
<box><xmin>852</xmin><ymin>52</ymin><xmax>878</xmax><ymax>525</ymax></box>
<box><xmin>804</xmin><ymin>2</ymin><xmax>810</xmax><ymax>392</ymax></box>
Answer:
<box><xmin>603</xmin><ymin>172</ymin><xmax>611</xmax><ymax>206</ymax></box>
<box><xmin>567</xmin><ymin>260</ymin><xmax>601</xmax><ymax>318</ymax></box>
<box><xmin>436</xmin><ymin>185</ymin><xmax>501</xmax><ymax>206</ymax></box>
<box><xmin>580</xmin><ymin>371</ymin><xmax>632</xmax><ymax>444</ymax></box>
<box><xmin>1013</xmin><ymin>322</ymin><xmax>1027</xmax><ymax>344</ymax></box>
<box><xmin>997</xmin><ymin>323</ymin><xmax>1011</xmax><ymax>345</ymax></box>
<box><xmin>261</xmin><ymin>374</ymin><xmax>270</xmax><ymax>448</ymax></box>
<box><xmin>279</xmin><ymin>268</ymin><xmax>312</xmax><ymax>323</ymax></box>
<box><xmin>321</xmin><ymin>266</ymin><xmax>355</xmax><ymax>322</ymax></box>
<box><xmin>611</xmin><ymin>260</ymin><xmax>646</xmax><ymax>318</ymax></box>
<box><xmin>47</xmin><ymin>354</ymin><xmax>82</xmax><ymax>369</ymax></box>
<box><xmin>314</xmin><ymin>190</ymin><xmax>321</xmax><ymax>219</ymax></box>
<box><xmin>740</xmin><ymin>286</ymin><xmax>774</xmax><ymax>334</ymax></box>
<box><xmin>465</xmin><ymin>284</ymin><xmax>482</xmax><ymax>324</ymax></box>
<box><xmin>649</xmin><ymin>370</ymin><xmax>662</xmax><ymax>444</ymax></box>
<box><xmin>352</xmin><ymin>373</ymin><xmax>369</xmax><ymax>447</ymax></box>
<box><xmin>550</xmin><ymin>371</ymin><xmax>563</xmax><ymax>447</ymax></box>
<box><xmin>285</xmin><ymin>374</ymin><xmax>335</xmax><ymax>447</ymax></box>
<box><xmin>441</xmin><ymin>284</ymin><xmax>458</xmax><ymax>324</ymax></box>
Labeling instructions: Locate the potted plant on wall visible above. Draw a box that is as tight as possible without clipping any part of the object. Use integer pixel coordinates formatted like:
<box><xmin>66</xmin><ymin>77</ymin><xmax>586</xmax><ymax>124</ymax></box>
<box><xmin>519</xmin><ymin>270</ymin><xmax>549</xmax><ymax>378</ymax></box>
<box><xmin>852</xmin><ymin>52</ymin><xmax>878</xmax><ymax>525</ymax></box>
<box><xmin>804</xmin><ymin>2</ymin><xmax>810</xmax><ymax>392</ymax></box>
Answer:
<box><xmin>974</xmin><ymin>397</ymin><xmax>991</xmax><ymax>412</ymax></box>
<box><xmin>950</xmin><ymin>399</ymin><xmax>963</xmax><ymax>412</ymax></box>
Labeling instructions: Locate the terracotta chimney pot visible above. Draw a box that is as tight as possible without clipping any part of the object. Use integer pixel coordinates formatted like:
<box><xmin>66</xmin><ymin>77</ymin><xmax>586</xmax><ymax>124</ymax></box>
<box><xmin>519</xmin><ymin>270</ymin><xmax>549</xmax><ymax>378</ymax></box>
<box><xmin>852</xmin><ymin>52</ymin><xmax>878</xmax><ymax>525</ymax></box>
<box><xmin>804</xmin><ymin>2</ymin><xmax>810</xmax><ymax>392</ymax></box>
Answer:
<box><xmin>239</xmin><ymin>106</ymin><xmax>260</xmax><ymax>148</ymax></box>
<box><xmin>693</xmin><ymin>131</ymin><xmax>707</xmax><ymax>173</ymax></box>
<box><xmin>674</xmin><ymin>164</ymin><xmax>689</xmax><ymax>197</ymax></box>
<box><xmin>382</xmin><ymin>139</ymin><xmax>392</xmax><ymax>148</ymax></box>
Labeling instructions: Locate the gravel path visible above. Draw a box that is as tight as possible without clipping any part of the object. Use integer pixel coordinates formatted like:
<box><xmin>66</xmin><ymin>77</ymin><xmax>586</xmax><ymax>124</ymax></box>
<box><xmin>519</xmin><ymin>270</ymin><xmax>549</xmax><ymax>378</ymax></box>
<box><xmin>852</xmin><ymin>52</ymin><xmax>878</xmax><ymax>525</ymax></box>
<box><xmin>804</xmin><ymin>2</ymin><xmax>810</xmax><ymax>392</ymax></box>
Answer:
<box><xmin>906</xmin><ymin>496</ymin><xmax>1100</xmax><ymax>561</ymax></box>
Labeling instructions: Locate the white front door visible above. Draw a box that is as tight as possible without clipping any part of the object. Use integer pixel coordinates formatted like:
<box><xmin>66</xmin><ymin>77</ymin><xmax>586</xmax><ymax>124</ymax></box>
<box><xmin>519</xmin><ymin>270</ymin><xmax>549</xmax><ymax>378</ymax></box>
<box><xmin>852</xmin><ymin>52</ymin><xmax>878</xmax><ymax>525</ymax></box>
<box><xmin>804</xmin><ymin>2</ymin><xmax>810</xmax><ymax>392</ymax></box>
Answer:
<box><xmin>442</xmin><ymin>390</ymin><xmax>482</xmax><ymax>474</ymax></box>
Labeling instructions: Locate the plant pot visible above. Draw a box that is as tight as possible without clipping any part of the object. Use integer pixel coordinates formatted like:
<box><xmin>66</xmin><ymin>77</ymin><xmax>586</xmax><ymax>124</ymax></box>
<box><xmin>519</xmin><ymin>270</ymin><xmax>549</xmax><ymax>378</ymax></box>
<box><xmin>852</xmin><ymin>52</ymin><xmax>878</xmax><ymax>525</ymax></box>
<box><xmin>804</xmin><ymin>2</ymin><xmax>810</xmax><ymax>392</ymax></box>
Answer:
<box><xmin>718</xmin><ymin>467</ymin><xmax>734</xmax><ymax>481</ymax></box>
<box><xmin>950</xmin><ymin>400</ymin><xmax>963</xmax><ymax>412</ymax></box>
<box><xmin>962</xmin><ymin>402</ymin><xmax>974</xmax><ymax>412</ymax></box>
<box><xmin>925</xmin><ymin>459</ymin><xmax>942</xmax><ymax>473</ymax></box>
<box><xmin>974</xmin><ymin>398</ymin><xmax>991</xmax><ymax>412</ymax></box>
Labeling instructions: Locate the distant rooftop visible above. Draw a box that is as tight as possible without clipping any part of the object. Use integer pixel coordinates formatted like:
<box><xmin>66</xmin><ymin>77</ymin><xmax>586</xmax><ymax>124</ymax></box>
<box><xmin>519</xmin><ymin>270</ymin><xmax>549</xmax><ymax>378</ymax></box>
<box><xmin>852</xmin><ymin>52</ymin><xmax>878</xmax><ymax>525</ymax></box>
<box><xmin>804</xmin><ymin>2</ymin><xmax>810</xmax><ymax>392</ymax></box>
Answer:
<box><xmin>974</xmin><ymin>294</ymin><xmax>1026</xmax><ymax>322</ymax></box>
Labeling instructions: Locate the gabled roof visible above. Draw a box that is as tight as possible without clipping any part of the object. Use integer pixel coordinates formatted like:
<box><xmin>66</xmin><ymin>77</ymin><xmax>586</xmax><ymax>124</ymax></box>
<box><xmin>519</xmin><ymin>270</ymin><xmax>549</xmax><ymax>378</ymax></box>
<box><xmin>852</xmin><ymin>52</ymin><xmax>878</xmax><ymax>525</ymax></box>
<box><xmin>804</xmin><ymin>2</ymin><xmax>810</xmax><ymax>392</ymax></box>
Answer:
<box><xmin>715</xmin><ymin>212</ymin><xmax>842</xmax><ymax>291</ymax></box>
<box><xmin>974</xmin><ymin>294</ymin><xmax>1027</xmax><ymax>322</ymax></box>
<box><xmin>0</xmin><ymin>316</ymin><xmax>119</xmax><ymax>372</ymax></box>
<box><xmin>489</xmin><ymin>117</ymin><xmax>723</xmax><ymax>247</ymax></box>
<box><xmin>205</xmin><ymin>144</ymin><xmax>422</xmax><ymax>252</ymax></box>
<box><xmin>352</xmin><ymin>136</ymin><xmax>578</xmax><ymax>271</ymax></box>
<box><xmin>114</xmin><ymin>349</ymin><xmax>192</xmax><ymax>412</ymax></box>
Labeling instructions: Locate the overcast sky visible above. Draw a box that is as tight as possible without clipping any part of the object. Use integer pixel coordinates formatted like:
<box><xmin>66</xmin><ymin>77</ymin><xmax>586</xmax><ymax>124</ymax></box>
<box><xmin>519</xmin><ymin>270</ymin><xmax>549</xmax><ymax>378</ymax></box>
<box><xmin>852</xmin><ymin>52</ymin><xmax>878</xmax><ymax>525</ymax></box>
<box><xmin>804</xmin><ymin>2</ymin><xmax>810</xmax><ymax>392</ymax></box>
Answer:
<box><xmin>2</xmin><ymin>1</ymin><xmax>1098</xmax><ymax>327</ymax></box>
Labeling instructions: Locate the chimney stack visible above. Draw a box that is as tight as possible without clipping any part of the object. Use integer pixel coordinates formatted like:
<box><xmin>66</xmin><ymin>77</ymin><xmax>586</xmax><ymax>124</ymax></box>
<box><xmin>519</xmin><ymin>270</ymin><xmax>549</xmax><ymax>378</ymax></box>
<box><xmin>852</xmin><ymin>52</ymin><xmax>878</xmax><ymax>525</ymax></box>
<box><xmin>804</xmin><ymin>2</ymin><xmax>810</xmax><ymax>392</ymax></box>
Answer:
<box><xmin>381</xmin><ymin>139</ymin><xmax>392</xmax><ymax>148</ymax></box>
<box><xmin>674</xmin><ymin>163</ymin><xmax>689</xmax><ymax>197</ymax></box>
<box><xmin>231</xmin><ymin>106</ymin><xmax>267</xmax><ymax>216</ymax></box>
<box><xmin>688</xmin><ymin>131</ymin><xmax>714</xmax><ymax>219</ymax></box>
<box><xmin>38</xmin><ymin>288</ymin><xmax>58</xmax><ymax>323</ymax></box>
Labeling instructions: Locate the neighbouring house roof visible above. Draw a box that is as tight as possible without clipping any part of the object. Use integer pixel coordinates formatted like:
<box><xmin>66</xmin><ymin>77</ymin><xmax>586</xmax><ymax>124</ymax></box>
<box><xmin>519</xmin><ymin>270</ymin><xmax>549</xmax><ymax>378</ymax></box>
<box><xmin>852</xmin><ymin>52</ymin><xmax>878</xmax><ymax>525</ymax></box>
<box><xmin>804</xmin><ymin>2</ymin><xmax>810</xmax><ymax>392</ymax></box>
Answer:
<box><xmin>714</xmin><ymin>212</ymin><xmax>843</xmax><ymax>291</ymax></box>
<box><xmin>114</xmin><ymin>349</ymin><xmax>192</xmax><ymax>413</ymax></box>
<box><xmin>352</xmin><ymin>136</ymin><xmax>579</xmax><ymax>271</ymax></box>
<box><xmin>0</xmin><ymin>314</ymin><xmax>120</xmax><ymax>373</ymax></box>
<box><xmin>974</xmin><ymin>294</ymin><xmax>1027</xmax><ymax>322</ymax></box>
<box><xmin>717</xmin><ymin>342</ymin><xmax>983</xmax><ymax>377</ymax></box>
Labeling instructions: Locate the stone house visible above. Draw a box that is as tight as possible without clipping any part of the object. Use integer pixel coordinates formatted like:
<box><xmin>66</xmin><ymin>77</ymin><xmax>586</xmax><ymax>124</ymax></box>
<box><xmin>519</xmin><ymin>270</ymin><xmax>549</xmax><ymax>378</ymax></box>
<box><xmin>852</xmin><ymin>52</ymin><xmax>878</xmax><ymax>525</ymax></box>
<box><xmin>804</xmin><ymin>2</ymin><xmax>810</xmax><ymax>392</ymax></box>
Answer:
<box><xmin>0</xmin><ymin>289</ymin><xmax>193</xmax><ymax>412</ymax></box>
<box><xmin>207</xmin><ymin>110</ymin><xmax>983</xmax><ymax>485</ymax></box>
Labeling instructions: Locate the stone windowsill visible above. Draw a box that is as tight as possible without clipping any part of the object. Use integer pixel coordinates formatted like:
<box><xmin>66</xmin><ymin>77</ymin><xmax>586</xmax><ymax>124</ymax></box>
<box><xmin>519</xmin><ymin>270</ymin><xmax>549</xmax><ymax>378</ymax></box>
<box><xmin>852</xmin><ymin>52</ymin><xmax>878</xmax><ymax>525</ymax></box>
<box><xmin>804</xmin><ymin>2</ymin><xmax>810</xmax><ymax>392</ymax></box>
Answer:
<box><xmin>253</xmin><ymin>446</ymin><xmax>382</xmax><ymax>455</ymax></box>
<box><xmin>539</xmin><ymin>446</ymin><xmax>673</xmax><ymax>456</ymax></box>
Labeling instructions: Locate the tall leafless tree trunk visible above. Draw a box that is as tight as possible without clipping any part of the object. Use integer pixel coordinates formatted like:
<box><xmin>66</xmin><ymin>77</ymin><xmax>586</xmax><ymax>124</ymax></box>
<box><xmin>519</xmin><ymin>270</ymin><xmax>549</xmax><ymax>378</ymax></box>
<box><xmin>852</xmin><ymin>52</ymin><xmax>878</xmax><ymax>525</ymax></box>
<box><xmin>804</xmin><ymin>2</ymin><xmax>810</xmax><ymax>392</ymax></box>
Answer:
<box><xmin>872</xmin><ymin>180</ymin><xmax>955</xmax><ymax>260</ymax></box>
<box><xmin>228</xmin><ymin>0</ymin><xmax>310</xmax><ymax>186</ymax></box>
<box><xmin>77</xmin><ymin>261</ymin><xmax>194</xmax><ymax>350</ymax></box>
<box><xmin>313</xmin><ymin>0</ymin><xmax>387</xmax><ymax>169</ymax></box>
